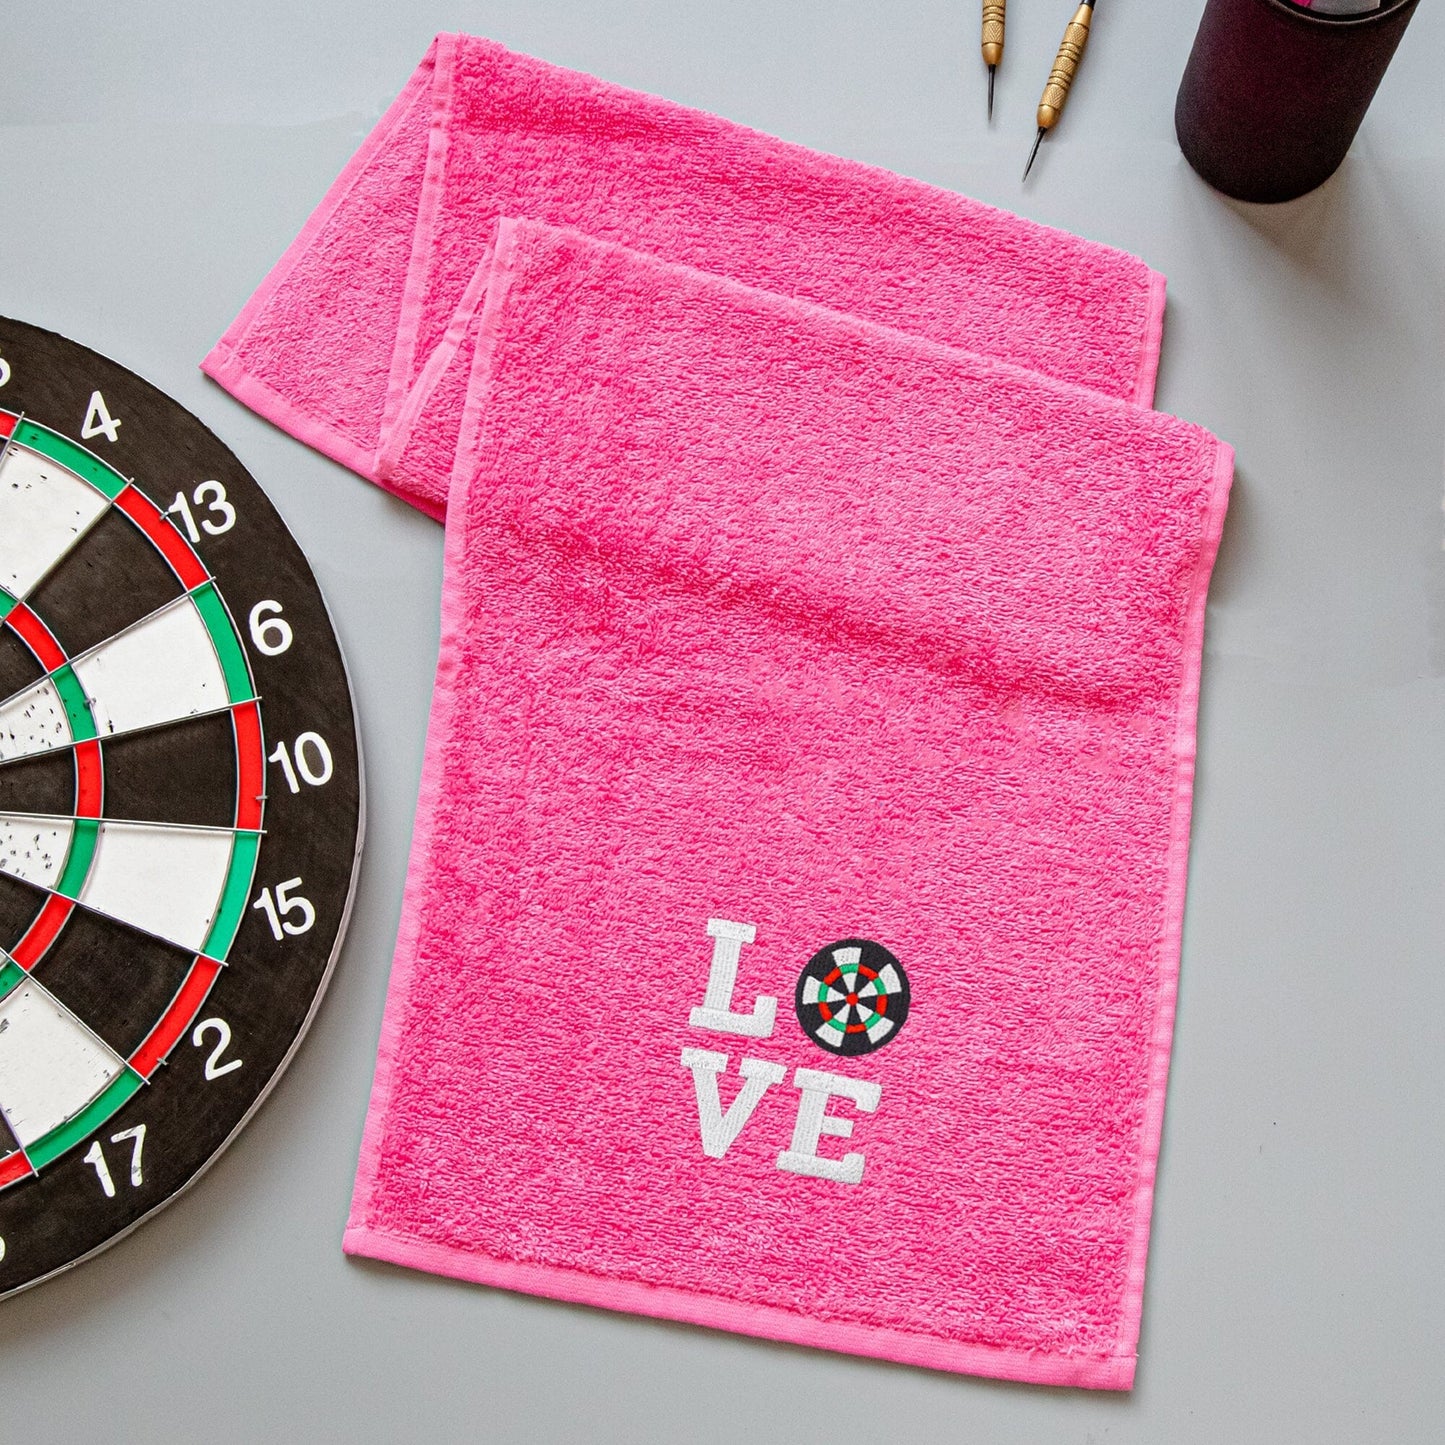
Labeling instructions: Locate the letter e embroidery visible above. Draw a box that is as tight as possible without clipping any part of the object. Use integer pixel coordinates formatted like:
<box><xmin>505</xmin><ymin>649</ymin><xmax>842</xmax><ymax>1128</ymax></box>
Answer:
<box><xmin>776</xmin><ymin>1067</ymin><xmax>882</xmax><ymax>1185</ymax></box>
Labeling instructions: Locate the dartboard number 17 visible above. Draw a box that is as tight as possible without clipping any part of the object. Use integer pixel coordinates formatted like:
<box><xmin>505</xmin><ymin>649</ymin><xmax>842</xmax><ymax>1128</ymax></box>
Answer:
<box><xmin>0</xmin><ymin>318</ymin><xmax>362</xmax><ymax>1298</ymax></box>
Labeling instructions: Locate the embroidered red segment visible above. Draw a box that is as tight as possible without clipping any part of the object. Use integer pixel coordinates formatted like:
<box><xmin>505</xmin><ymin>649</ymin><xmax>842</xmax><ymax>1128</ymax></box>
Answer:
<box><xmin>11</xmin><ymin>895</ymin><xmax>73</xmax><ymax>969</ymax></box>
<box><xmin>130</xmin><ymin>956</ymin><xmax>224</xmax><ymax>1078</ymax></box>
<box><xmin>114</xmin><ymin>485</ymin><xmax>209</xmax><ymax>590</ymax></box>
<box><xmin>0</xmin><ymin>409</ymin><xmax>16</xmax><ymax>439</ymax></box>
<box><xmin>231</xmin><ymin>700</ymin><xmax>265</xmax><ymax>830</ymax></box>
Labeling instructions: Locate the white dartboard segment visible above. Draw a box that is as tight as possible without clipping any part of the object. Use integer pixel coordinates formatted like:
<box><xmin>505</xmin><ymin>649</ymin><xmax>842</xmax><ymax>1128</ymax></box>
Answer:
<box><xmin>70</xmin><ymin>597</ymin><xmax>227</xmax><ymax>738</ymax></box>
<box><xmin>0</xmin><ymin>816</ymin><xmax>74</xmax><ymax>891</ymax></box>
<box><xmin>0</xmin><ymin>679</ymin><xmax>73</xmax><ymax>762</ymax></box>
<box><xmin>78</xmin><ymin>822</ymin><xmax>236</xmax><ymax>953</ymax></box>
<box><xmin>0</xmin><ymin>983</ymin><xmax>126</xmax><ymax>1149</ymax></box>
<box><xmin>0</xmin><ymin>444</ymin><xmax>110</xmax><ymax>599</ymax></box>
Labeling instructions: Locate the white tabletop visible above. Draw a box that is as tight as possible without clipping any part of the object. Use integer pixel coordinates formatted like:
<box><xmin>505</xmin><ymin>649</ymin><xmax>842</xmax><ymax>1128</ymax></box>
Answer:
<box><xmin>1</xmin><ymin>2</ymin><xmax>1442</xmax><ymax>1440</ymax></box>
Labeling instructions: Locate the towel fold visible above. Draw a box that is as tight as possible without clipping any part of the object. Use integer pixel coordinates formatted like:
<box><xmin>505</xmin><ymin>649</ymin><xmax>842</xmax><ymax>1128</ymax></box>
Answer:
<box><xmin>339</xmin><ymin>217</ymin><xmax>1231</xmax><ymax>1390</ymax></box>
<box><xmin>202</xmin><ymin>33</ymin><xmax>1166</xmax><ymax>519</ymax></box>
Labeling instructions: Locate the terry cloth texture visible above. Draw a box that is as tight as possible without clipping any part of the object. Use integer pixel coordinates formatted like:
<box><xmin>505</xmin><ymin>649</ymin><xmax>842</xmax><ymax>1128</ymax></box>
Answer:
<box><xmin>336</xmin><ymin>219</ymin><xmax>1232</xmax><ymax>1391</ymax></box>
<box><xmin>201</xmin><ymin>32</ymin><xmax>1166</xmax><ymax>521</ymax></box>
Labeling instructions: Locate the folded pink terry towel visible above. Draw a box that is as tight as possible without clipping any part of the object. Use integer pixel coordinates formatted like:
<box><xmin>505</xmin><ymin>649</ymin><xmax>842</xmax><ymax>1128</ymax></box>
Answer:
<box><xmin>201</xmin><ymin>33</ymin><xmax>1166</xmax><ymax>520</ymax></box>
<box><xmin>341</xmin><ymin>218</ymin><xmax>1232</xmax><ymax>1390</ymax></box>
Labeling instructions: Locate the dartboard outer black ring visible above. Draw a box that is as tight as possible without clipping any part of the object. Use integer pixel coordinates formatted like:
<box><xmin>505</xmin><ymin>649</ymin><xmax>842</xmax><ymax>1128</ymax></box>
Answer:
<box><xmin>794</xmin><ymin>938</ymin><xmax>910</xmax><ymax>1057</ymax></box>
<box><xmin>0</xmin><ymin>317</ymin><xmax>363</xmax><ymax>1300</ymax></box>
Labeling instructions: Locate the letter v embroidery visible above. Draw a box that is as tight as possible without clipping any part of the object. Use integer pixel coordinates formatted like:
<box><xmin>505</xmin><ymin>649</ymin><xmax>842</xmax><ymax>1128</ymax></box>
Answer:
<box><xmin>680</xmin><ymin>1049</ymin><xmax>786</xmax><ymax>1158</ymax></box>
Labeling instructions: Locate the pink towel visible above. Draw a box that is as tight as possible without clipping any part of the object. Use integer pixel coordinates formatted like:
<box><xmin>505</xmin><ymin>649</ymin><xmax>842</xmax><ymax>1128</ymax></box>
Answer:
<box><xmin>337</xmin><ymin>218</ymin><xmax>1232</xmax><ymax>1389</ymax></box>
<box><xmin>201</xmin><ymin>33</ymin><xmax>1166</xmax><ymax>520</ymax></box>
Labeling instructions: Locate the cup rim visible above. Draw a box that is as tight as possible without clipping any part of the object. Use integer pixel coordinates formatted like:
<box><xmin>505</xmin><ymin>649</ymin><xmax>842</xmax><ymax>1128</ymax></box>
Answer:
<box><xmin>1258</xmin><ymin>0</ymin><xmax>1417</xmax><ymax>28</ymax></box>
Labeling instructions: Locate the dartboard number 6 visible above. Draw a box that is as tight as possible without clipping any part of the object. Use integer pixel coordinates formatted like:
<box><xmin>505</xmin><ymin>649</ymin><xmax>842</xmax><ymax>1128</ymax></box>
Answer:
<box><xmin>168</xmin><ymin>480</ymin><xmax>237</xmax><ymax>542</ymax></box>
<box><xmin>253</xmin><ymin>878</ymin><xmax>316</xmax><ymax>940</ymax></box>
<box><xmin>248</xmin><ymin>599</ymin><xmax>293</xmax><ymax>656</ymax></box>
<box><xmin>83</xmin><ymin>1126</ymin><xmax>147</xmax><ymax>1199</ymax></box>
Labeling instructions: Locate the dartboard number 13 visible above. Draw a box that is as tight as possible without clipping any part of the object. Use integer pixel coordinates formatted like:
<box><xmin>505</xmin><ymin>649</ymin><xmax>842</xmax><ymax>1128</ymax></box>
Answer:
<box><xmin>0</xmin><ymin>318</ymin><xmax>362</xmax><ymax>1298</ymax></box>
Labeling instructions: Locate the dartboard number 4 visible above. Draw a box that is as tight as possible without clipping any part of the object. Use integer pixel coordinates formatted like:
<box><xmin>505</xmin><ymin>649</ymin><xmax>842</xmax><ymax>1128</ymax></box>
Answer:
<box><xmin>168</xmin><ymin>481</ymin><xmax>237</xmax><ymax>541</ymax></box>
<box><xmin>83</xmin><ymin>1126</ymin><xmax>147</xmax><ymax>1199</ymax></box>
<box><xmin>80</xmin><ymin>389</ymin><xmax>121</xmax><ymax>443</ymax></box>
<box><xmin>253</xmin><ymin>879</ymin><xmax>316</xmax><ymax>940</ymax></box>
<box><xmin>269</xmin><ymin>733</ymin><xmax>334</xmax><ymax>793</ymax></box>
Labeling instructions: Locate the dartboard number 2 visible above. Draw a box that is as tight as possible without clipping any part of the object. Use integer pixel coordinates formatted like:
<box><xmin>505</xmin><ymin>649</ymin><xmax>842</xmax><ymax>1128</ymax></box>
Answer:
<box><xmin>253</xmin><ymin>878</ymin><xmax>316</xmax><ymax>940</ymax></box>
<box><xmin>83</xmin><ymin>1126</ymin><xmax>147</xmax><ymax>1198</ymax></box>
<box><xmin>80</xmin><ymin>390</ymin><xmax>121</xmax><ymax>443</ymax></box>
<box><xmin>168</xmin><ymin>481</ymin><xmax>237</xmax><ymax>542</ymax></box>
<box><xmin>192</xmin><ymin>1018</ymin><xmax>244</xmax><ymax>1079</ymax></box>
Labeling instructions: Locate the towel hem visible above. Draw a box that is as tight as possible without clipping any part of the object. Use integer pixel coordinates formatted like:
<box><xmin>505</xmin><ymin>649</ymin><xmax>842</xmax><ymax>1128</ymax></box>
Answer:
<box><xmin>382</xmin><ymin>31</ymin><xmax>457</xmax><ymax>449</ymax></box>
<box><xmin>1113</xmin><ymin>435</ymin><xmax>1235</xmax><ymax>1362</ymax></box>
<box><xmin>376</xmin><ymin>235</ymin><xmax>501</xmax><ymax>507</ymax></box>
<box><xmin>1134</xmin><ymin>270</ymin><xmax>1168</xmax><ymax>408</ymax></box>
<box><xmin>346</xmin><ymin>221</ymin><xmax>519</xmax><ymax>1237</ymax></box>
<box><xmin>200</xmin><ymin>342</ymin><xmax>394</xmax><ymax>497</ymax></box>
<box><xmin>342</xmin><ymin>1223</ymin><xmax>1137</xmax><ymax>1390</ymax></box>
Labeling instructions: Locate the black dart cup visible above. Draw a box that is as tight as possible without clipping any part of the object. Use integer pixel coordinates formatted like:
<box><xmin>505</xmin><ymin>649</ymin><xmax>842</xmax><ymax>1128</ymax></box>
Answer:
<box><xmin>1175</xmin><ymin>0</ymin><xmax>1421</xmax><ymax>203</ymax></box>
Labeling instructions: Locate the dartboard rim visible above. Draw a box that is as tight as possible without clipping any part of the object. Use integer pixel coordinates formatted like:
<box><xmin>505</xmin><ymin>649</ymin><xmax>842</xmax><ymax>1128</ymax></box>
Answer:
<box><xmin>0</xmin><ymin>318</ymin><xmax>366</xmax><ymax>1302</ymax></box>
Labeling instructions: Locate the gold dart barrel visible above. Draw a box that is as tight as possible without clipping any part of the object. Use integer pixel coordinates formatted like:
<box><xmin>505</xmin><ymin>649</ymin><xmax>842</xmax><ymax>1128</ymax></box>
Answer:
<box><xmin>981</xmin><ymin>0</ymin><xmax>1006</xmax><ymax>70</ymax></box>
<box><xmin>1037</xmin><ymin>2</ymin><xmax>1094</xmax><ymax>132</ymax></box>
<box><xmin>982</xmin><ymin>1</ymin><xmax>1006</xmax><ymax>120</ymax></box>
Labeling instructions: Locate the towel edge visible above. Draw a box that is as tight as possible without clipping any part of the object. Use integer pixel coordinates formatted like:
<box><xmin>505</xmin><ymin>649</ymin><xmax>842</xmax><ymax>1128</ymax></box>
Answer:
<box><xmin>1113</xmin><ymin>435</ymin><xmax>1236</xmax><ymax>1362</ymax></box>
<box><xmin>342</xmin><ymin>1223</ymin><xmax>1138</xmax><ymax>1391</ymax></box>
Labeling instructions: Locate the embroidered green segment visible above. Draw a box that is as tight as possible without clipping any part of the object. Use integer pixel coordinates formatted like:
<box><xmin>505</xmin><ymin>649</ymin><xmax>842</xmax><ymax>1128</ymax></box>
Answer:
<box><xmin>0</xmin><ymin>586</ymin><xmax>15</xmax><ymax>623</ymax></box>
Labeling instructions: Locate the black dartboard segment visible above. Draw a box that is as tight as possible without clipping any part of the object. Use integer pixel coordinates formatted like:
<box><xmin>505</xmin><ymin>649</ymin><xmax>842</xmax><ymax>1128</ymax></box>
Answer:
<box><xmin>795</xmin><ymin>938</ymin><xmax>910</xmax><ymax>1056</ymax></box>
<box><xmin>0</xmin><ymin>318</ymin><xmax>362</xmax><ymax>1300</ymax></box>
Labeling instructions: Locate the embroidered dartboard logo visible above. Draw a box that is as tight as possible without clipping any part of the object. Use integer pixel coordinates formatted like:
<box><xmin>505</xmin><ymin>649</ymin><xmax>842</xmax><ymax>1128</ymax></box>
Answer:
<box><xmin>795</xmin><ymin>939</ymin><xmax>910</xmax><ymax>1056</ymax></box>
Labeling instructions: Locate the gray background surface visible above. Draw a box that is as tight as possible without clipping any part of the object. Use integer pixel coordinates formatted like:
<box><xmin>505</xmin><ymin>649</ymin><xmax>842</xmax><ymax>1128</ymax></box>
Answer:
<box><xmin>1</xmin><ymin>2</ymin><xmax>1442</xmax><ymax>1440</ymax></box>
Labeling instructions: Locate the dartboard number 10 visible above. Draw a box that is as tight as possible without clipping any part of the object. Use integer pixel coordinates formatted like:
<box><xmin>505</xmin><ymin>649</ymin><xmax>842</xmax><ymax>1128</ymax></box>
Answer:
<box><xmin>0</xmin><ymin>316</ymin><xmax>361</xmax><ymax>1301</ymax></box>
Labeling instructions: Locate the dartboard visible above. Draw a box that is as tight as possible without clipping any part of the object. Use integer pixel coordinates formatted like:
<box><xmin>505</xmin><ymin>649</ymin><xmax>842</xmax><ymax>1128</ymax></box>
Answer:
<box><xmin>795</xmin><ymin>939</ymin><xmax>910</xmax><ymax>1056</ymax></box>
<box><xmin>0</xmin><ymin>318</ymin><xmax>362</xmax><ymax>1299</ymax></box>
